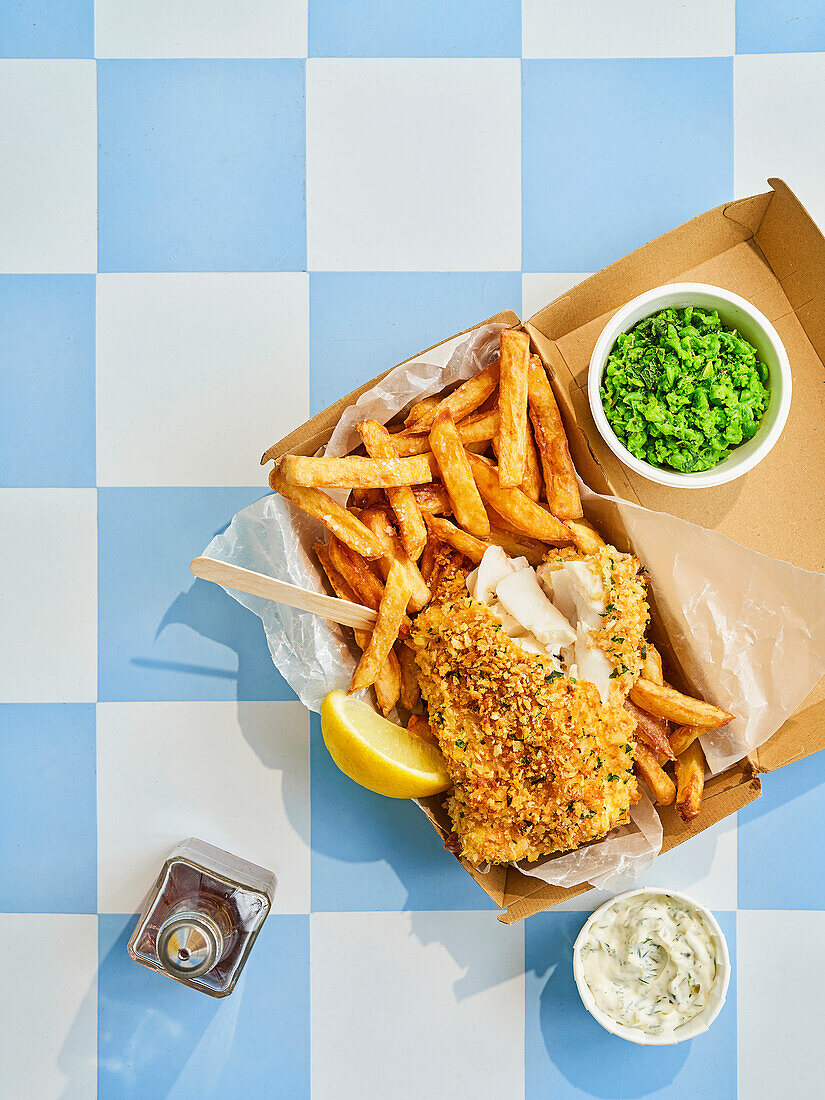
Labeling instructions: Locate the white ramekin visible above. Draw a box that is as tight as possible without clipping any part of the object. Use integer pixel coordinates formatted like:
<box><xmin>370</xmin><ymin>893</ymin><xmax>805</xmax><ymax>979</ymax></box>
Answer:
<box><xmin>587</xmin><ymin>282</ymin><xmax>792</xmax><ymax>489</ymax></box>
<box><xmin>572</xmin><ymin>886</ymin><xmax>731</xmax><ymax>1046</ymax></box>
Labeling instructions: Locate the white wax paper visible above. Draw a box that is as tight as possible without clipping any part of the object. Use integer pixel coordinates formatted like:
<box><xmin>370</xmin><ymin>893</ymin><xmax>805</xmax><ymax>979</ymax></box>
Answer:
<box><xmin>202</xmin><ymin>322</ymin><xmax>825</xmax><ymax>892</ymax></box>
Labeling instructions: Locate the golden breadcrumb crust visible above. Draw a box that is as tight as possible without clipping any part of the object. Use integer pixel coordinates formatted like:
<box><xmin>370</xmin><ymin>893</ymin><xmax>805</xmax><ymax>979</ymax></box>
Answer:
<box><xmin>409</xmin><ymin>545</ymin><xmax>648</xmax><ymax>866</ymax></box>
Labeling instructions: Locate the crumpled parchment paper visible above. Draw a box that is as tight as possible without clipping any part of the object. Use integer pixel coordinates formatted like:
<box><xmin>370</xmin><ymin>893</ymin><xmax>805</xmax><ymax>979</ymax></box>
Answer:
<box><xmin>202</xmin><ymin>323</ymin><xmax>825</xmax><ymax>893</ymax></box>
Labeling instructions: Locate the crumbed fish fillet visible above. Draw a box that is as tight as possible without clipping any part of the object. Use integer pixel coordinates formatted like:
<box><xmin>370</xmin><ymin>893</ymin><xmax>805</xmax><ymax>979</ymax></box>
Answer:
<box><xmin>410</xmin><ymin>567</ymin><xmax>645</xmax><ymax>866</ymax></box>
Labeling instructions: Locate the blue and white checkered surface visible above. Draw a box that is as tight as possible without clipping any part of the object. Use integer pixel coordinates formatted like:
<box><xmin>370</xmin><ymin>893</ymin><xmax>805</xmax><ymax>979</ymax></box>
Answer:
<box><xmin>2</xmin><ymin>3</ymin><xmax>825</xmax><ymax>1096</ymax></box>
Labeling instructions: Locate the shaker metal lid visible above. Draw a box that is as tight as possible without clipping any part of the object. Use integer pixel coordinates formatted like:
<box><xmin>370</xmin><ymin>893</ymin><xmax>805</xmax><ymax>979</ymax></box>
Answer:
<box><xmin>156</xmin><ymin>911</ymin><xmax>224</xmax><ymax>980</ymax></box>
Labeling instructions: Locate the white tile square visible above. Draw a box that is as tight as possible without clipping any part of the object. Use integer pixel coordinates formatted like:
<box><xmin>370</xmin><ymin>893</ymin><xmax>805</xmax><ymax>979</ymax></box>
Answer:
<box><xmin>0</xmin><ymin>914</ymin><xmax>97</xmax><ymax>1099</ymax></box>
<box><xmin>95</xmin><ymin>0</ymin><xmax>307</xmax><ymax>59</ymax></box>
<box><xmin>523</xmin><ymin>0</ymin><xmax>734</xmax><ymax>58</ymax></box>
<box><xmin>311</xmin><ymin>911</ymin><xmax>524</xmax><ymax>1100</ymax></box>
<box><xmin>0</xmin><ymin>490</ymin><xmax>96</xmax><ymax>702</ymax></box>
<box><xmin>735</xmin><ymin>53</ymin><xmax>825</xmax><ymax>235</ymax></box>
<box><xmin>739</xmin><ymin>910</ymin><xmax>823</xmax><ymax>1099</ymax></box>
<box><xmin>307</xmin><ymin>59</ymin><xmax>521</xmax><ymax>271</ymax></box>
<box><xmin>97</xmin><ymin>701</ymin><xmax>310</xmax><ymax>914</ymax></box>
<box><xmin>96</xmin><ymin>274</ymin><xmax>309</xmax><ymax>487</ymax></box>
<box><xmin>553</xmin><ymin>815</ymin><xmax>738</xmax><ymax>912</ymax></box>
<box><xmin>522</xmin><ymin>272</ymin><xmax>592</xmax><ymax>321</ymax></box>
<box><xmin>0</xmin><ymin>62</ymin><xmax>96</xmax><ymax>274</ymax></box>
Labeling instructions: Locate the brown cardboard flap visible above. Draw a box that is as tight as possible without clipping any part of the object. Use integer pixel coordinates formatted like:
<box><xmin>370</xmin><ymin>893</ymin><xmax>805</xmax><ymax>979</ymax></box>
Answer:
<box><xmin>526</xmin><ymin>179</ymin><xmax>825</xmax><ymax>778</ymax></box>
<box><xmin>261</xmin><ymin>310</ymin><xmax>521</xmax><ymax>464</ymax></box>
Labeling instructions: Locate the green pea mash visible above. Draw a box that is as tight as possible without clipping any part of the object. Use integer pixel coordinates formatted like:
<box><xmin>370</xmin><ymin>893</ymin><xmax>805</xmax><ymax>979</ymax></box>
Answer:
<box><xmin>599</xmin><ymin>306</ymin><xmax>771</xmax><ymax>473</ymax></box>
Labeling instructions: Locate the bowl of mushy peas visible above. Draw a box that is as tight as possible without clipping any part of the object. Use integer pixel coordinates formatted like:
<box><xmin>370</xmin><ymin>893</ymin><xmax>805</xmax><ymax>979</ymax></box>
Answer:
<box><xmin>588</xmin><ymin>283</ymin><xmax>792</xmax><ymax>489</ymax></box>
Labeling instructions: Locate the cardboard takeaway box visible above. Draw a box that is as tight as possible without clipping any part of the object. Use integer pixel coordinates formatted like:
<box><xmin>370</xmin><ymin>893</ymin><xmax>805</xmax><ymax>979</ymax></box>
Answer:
<box><xmin>267</xmin><ymin>179</ymin><xmax>825</xmax><ymax>923</ymax></box>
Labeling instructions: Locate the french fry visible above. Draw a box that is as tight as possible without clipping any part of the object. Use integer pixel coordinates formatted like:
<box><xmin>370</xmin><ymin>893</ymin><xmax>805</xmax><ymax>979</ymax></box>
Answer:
<box><xmin>674</xmin><ymin>740</ymin><xmax>705</xmax><ymax>822</ymax></box>
<box><xmin>642</xmin><ymin>642</ymin><xmax>664</xmax><ymax>686</ymax></box>
<box><xmin>402</xmin><ymin>362</ymin><xmax>500</xmax><ymax>435</ymax></box>
<box><xmin>464</xmin><ymin>439</ymin><xmax>492</xmax><ymax>455</ymax></box>
<box><xmin>521</xmin><ymin>424</ymin><xmax>543</xmax><ymax>501</ymax></box>
<box><xmin>360</xmin><ymin>507</ymin><xmax>431</xmax><ymax>614</ymax></box>
<box><xmin>326</xmin><ymin>535</ymin><xmax>385</xmax><ymax>611</ymax></box>
<box><xmin>492</xmin><ymin>426</ymin><xmax>543</xmax><ymax>502</ymax></box>
<box><xmin>497</xmin><ymin>328</ymin><xmax>531</xmax><ymax>488</ymax></box>
<box><xmin>314</xmin><ymin>541</ymin><xmax>357</xmax><ymax>603</ymax></box>
<box><xmin>372</xmin><ymin>652</ymin><xmax>402</xmax><ymax>716</ymax></box>
<box><xmin>270</xmin><ymin>465</ymin><xmax>384</xmax><ymax>559</ymax></box>
<box><xmin>280</xmin><ymin>452</ymin><xmax>434</xmax><ymax>490</ymax></box>
<box><xmin>670</xmin><ymin>724</ymin><xmax>703</xmax><ymax>757</ymax></box>
<box><xmin>485</xmin><ymin>528</ymin><xmax>546</xmax><ymax>567</ymax></box>
<box><xmin>424</xmin><ymin>513</ymin><xmax>487</xmax><ymax>564</ymax></box>
<box><xmin>314</xmin><ymin>541</ymin><xmax>400</xmax><ymax>715</ymax></box>
<box><xmin>407</xmin><ymin>712</ymin><xmax>437</xmax><ymax>746</ymax></box>
<box><xmin>565</xmin><ymin>517</ymin><xmax>605</xmax><ymax>555</ymax></box>
<box><xmin>625</xmin><ymin>699</ymin><xmax>675</xmax><ymax>760</ymax></box>
<box><xmin>466</xmin><ymin>452</ymin><xmax>573</xmax><ymax>543</ymax></box>
<box><xmin>527</xmin><ymin>355</ymin><xmax>583</xmax><ymax>519</ymax></box>
<box><xmin>411</xmin><ymin>482</ymin><xmax>452</xmax><ymax>515</ymax></box>
<box><xmin>392</xmin><ymin>410</ymin><xmax>499</xmax><ymax>457</ymax></box>
<box><xmin>349</xmin><ymin>562</ymin><xmax>414</xmax><ymax>694</ymax></box>
<box><xmin>349</xmin><ymin>487</ymin><xmax>385</xmax><ymax>510</ymax></box>
<box><xmin>398</xmin><ymin>643</ymin><xmax>421</xmax><ymax>711</ymax></box>
<box><xmin>428</xmin><ymin>409</ymin><xmax>490</xmax><ymax>538</ymax></box>
<box><xmin>404</xmin><ymin>395</ymin><xmax>439</xmax><ymax>429</ymax></box>
<box><xmin>419</xmin><ymin>532</ymin><xmax>443</xmax><ymax>585</ymax></box>
<box><xmin>629</xmin><ymin>678</ymin><xmax>734</xmax><ymax>728</ymax></box>
<box><xmin>358</xmin><ymin>419</ymin><xmax>427</xmax><ymax>560</ymax></box>
<box><xmin>634</xmin><ymin>740</ymin><xmax>676</xmax><ymax>805</ymax></box>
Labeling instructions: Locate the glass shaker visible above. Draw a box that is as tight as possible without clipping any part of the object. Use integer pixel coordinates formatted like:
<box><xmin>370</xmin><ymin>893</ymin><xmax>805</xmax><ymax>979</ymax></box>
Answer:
<box><xmin>127</xmin><ymin>838</ymin><xmax>276</xmax><ymax>997</ymax></box>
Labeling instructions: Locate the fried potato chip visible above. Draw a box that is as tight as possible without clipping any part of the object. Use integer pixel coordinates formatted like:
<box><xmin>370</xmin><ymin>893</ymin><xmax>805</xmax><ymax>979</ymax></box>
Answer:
<box><xmin>391</xmin><ymin>410</ymin><xmax>499</xmax><ymax>457</ymax></box>
<box><xmin>634</xmin><ymin>740</ymin><xmax>676</xmax><ymax>805</ymax></box>
<box><xmin>314</xmin><ymin>541</ymin><xmax>400</xmax><ymax>715</ymax></box>
<box><xmin>270</xmin><ymin>465</ymin><xmax>384</xmax><ymax>559</ymax></box>
<box><xmin>497</xmin><ymin>328</ymin><xmax>531</xmax><ymax>488</ymax></box>
<box><xmin>281</xmin><ymin>452</ymin><xmax>434</xmax><ymax>489</ymax></box>
<box><xmin>527</xmin><ymin>355</ymin><xmax>583</xmax><ymax>519</ymax></box>
<box><xmin>675</xmin><ymin>740</ymin><xmax>705</xmax><ymax>822</ymax></box>
<box><xmin>349</xmin><ymin>561</ymin><xmax>414</xmax><ymax>693</ymax></box>
<box><xmin>402</xmin><ymin>362</ymin><xmax>500</xmax><ymax>435</ymax></box>
<box><xmin>466</xmin><ymin>452</ymin><xmax>573</xmax><ymax>543</ymax></box>
<box><xmin>428</xmin><ymin>409</ymin><xmax>490</xmax><ymax>538</ymax></box>
<box><xmin>358</xmin><ymin>419</ymin><xmax>427</xmax><ymax>560</ymax></box>
<box><xmin>360</xmin><ymin>507</ymin><xmax>430</xmax><ymax>614</ymax></box>
<box><xmin>630</xmin><ymin>678</ymin><xmax>733</xmax><ymax>728</ymax></box>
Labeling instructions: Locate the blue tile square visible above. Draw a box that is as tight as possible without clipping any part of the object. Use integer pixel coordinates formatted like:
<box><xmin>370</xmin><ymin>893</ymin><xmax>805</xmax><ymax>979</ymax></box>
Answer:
<box><xmin>0</xmin><ymin>704</ymin><xmax>96</xmax><ymax>912</ymax></box>
<box><xmin>98</xmin><ymin>487</ymin><xmax>294</xmax><ymax>702</ymax></box>
<box><xmin>309</xmin><ymin>271</ymin><xmax>521</xmax><ymax>415</ymax></box>
<box><xmin>522</xmin><ymin>59</ymin><xmax>733</xmax><ymax>272</ymax></box>
<box><xmin>525</xmin><ymin>910</ymin><xmax>737</xmax><ymax>1099</ymax></box>
<box><xmin>309</xmin><ymin>0</ymin><xmax>520</xmax><ymax>57</ymax></box>
<box><xmin>738</xmin><ymin>748</ymin><xmax>825</xmax><ymax>909</ymax></box>
<box><xmin>98</xmin><ymin>913</ymin><xmax>309</xmax><ymax>1099</ymax></box>
<box><xmin>98</xmin><ymin>60</ymin><xmax>306</xmax><ymax>273</ymax></box>
<box><xmin>0</xmin><ymin>0</ymin><xmax>92</xmax><ymax>58</ymax></box>
<box><xmin>737</xmin><ymin>0</ymin><xmax>825</xmax><ymax>54</ymax></box>
<box><xmin>0</xmin><ymin>276</ymin><xmax>95</xmax><ymax>488</ymax></box>
<box><xmin>310</xmin><ymin>715</ymin><xmax>496</xmax><ymax>911</ymax></box>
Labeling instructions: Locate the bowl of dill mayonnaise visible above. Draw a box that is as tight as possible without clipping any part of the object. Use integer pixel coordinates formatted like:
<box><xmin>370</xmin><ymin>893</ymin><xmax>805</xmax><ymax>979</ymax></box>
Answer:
<box><xmin>572</xmin><ymin>887</ymin><xmax>731</xmax><ymax>1046</ymax></box>
<box><xmin>588</xmin><ymin>282</ymin><xmax>792</xmax><ymax>489</ymax></box>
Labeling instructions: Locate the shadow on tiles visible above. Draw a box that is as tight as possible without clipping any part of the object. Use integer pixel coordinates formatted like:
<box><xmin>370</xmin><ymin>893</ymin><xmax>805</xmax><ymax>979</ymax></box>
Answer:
<box><xmin>153</xmin><ymin>577</ymin><xmax>292</xmax><ymax>702</ymax></box>
<box><xmin>308</xmin><ymin>713</ymin><xmax>498</xmax><ymax>915</ymax></box>
<box><xmin>527</xmin><ymin>913</ymin><xmax>691</xmax><ymax>1099</ymax></box>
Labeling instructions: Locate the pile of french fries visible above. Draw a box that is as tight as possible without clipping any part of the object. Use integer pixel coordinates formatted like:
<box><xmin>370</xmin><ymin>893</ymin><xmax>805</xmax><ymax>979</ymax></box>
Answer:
<box><xmin>266</xmin><ymin>327</ymin><xmax>733</xmax><ymax>827</ymax></box>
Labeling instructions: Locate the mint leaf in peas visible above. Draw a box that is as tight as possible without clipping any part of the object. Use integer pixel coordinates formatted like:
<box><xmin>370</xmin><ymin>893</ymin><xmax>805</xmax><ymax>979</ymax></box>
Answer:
<box><xmin>599</xmin><ymin>306</ymin><xmax>771</xmax><ymax>474</ymax></box>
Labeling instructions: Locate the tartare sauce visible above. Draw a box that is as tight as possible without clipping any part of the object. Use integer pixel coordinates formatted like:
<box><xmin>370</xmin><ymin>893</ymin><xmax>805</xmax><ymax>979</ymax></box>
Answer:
<box><xmin>579</xmin><ymin>893</ymin><xmax>718</xmax><ymax>1034</ymax></box>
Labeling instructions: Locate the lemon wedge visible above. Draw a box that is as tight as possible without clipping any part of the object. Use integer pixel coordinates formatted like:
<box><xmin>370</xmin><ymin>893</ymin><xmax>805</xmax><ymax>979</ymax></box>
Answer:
<box><xmin>320</xmin><ymin>690</ymin><xmax>451</xmax><ymax>798</ymax></box>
